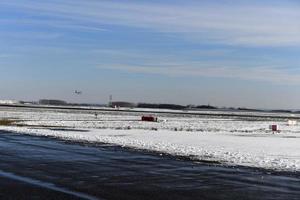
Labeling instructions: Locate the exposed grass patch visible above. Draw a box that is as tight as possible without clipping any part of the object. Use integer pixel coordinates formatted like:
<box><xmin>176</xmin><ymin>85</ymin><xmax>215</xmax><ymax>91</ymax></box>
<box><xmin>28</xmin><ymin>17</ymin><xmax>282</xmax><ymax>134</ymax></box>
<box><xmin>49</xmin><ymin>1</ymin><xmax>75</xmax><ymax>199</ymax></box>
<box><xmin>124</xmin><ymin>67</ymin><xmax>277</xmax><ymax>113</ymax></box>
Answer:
<box><xmin>0</xmin><ymin>119</ymin><xmax>16</xmax><ymax>126</ymax></box>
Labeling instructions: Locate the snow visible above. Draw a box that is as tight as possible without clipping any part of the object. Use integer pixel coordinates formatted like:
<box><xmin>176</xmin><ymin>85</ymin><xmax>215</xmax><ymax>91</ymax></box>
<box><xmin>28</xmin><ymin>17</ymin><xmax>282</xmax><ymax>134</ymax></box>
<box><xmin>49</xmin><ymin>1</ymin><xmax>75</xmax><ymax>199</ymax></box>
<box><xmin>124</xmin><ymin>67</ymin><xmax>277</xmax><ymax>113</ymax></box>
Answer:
<box><xmin>0</xmin><ymin>107</ymin><xmax>299</xmax><ymax>171</ymax></box>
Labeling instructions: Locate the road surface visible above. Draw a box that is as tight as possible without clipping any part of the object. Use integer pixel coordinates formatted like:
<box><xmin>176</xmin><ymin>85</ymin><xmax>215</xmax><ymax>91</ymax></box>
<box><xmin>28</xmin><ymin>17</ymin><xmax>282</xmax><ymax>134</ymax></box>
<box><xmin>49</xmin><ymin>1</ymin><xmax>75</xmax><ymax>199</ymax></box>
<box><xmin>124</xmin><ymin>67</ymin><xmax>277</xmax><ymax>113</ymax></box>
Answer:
<box><xmin>0</xmin><ymin>130</ymin><xmax>299</xmax><ymax>200</ymax></box>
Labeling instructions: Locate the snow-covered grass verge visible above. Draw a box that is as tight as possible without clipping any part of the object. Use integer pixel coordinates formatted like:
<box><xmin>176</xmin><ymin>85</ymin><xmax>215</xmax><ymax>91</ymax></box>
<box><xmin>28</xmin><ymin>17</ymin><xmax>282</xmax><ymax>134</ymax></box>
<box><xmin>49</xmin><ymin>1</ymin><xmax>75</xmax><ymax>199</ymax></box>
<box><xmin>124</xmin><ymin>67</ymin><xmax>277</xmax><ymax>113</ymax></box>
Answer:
<box><xmin>0</xmin><ymin>107</ymin><xmax>300</xmax><ymax>171</ymax></box>
<box><xmin>1</xmin><ymin>126</ymin><xmax>299</xmax><ymax>172</ymax></box>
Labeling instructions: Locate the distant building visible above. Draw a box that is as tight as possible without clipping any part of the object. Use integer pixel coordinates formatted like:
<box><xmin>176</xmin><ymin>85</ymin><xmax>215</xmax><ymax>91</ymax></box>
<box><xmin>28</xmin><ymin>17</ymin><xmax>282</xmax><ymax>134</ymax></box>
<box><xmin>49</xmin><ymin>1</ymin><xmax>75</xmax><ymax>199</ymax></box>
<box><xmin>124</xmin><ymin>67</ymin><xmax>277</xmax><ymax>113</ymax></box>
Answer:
<box><xmin>39</xmin><ymin>99</ymin><xmax>67</xmax><ymax>106</ymax></box>
<box><xmin>110</xmin><ymin>101</ymin><xmax>136</xmax><ymax>108</ymax></box>
<box><xmin>19</xmin><ymin>101</ymin><xmax>37</xmax><ymax>105</ymax></box>
<box><xmin>0</xmin><ymin>100</ymin><xmax>19</xmax><ymax>105</ymax></box>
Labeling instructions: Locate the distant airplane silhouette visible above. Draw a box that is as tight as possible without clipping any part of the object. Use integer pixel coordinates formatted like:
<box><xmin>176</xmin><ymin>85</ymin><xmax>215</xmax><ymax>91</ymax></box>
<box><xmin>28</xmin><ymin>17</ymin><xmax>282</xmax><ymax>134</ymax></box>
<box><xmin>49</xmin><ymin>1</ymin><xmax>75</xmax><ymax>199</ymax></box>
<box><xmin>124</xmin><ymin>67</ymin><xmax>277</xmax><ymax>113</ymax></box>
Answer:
<box><xmin>75</xmin><ymin>90</ymin><xmax>82</xmax><ymax>95</ymax></box>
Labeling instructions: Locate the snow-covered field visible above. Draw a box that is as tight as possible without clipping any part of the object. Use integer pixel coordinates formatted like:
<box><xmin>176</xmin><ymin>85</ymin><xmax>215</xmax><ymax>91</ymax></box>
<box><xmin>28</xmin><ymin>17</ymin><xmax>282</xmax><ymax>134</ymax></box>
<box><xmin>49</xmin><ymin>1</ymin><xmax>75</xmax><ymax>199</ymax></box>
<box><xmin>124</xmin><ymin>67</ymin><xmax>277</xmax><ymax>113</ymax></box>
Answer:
<box><xmin>0</xmin><ymin>106</ymin><xmax>299</xmax><ymax>171</ymax></box>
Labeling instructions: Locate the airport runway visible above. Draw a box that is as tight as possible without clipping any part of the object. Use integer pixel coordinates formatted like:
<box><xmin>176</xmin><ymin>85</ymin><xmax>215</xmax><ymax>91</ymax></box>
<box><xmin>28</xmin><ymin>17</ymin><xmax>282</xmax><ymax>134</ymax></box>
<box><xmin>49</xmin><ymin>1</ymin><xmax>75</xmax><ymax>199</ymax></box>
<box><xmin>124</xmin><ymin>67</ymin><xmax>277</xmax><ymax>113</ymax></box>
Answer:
<box><xmin>1</xmin><ymin>104</ymin><xmax>299</xmax><ymax>120</ymax></box>
<box><xmin>0</xmin><ymin>130</ymin><xmax>299</xmax><ymax>200</ymax></box>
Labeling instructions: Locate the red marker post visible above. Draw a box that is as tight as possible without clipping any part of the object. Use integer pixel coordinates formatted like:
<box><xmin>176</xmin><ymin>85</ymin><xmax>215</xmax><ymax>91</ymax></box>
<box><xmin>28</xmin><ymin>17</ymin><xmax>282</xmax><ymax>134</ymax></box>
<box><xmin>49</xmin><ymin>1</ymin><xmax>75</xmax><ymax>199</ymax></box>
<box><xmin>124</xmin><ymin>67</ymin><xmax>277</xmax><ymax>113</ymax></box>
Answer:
<box><xmin>269</xmin><ymin>125</ymin><xmax>278</xmax><ymax>133</ymax></box>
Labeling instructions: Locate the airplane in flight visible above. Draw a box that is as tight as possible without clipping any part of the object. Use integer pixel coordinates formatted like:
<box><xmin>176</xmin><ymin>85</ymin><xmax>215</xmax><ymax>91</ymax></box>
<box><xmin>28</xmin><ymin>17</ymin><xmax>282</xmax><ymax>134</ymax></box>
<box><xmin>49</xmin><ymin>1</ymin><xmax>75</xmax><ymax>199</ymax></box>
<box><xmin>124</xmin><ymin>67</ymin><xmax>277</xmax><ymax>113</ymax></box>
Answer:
<box><xmin>74</xmin><ymin>90</ymin><xmax>82</xmax><ymax>95</ymax></box>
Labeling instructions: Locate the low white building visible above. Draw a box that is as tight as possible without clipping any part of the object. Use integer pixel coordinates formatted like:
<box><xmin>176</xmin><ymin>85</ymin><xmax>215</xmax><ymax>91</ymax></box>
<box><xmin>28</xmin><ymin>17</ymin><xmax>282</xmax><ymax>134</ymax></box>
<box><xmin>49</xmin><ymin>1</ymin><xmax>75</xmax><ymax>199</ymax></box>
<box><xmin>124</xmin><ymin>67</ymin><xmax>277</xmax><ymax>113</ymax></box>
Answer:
<box><xmin>0</xmin><ymin>100</ymin><xmax>19</xmax><ymax>105</ymax></box>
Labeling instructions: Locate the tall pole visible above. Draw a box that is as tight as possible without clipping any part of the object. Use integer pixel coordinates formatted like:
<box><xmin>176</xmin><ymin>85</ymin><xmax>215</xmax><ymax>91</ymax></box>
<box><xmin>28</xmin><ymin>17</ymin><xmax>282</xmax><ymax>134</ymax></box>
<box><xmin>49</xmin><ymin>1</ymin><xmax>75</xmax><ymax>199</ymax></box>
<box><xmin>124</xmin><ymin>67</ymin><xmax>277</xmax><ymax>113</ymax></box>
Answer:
<box><xmin>109</xmin><ymin>95</ymin><xmax>112</xmax><ymax>107</ymax></box>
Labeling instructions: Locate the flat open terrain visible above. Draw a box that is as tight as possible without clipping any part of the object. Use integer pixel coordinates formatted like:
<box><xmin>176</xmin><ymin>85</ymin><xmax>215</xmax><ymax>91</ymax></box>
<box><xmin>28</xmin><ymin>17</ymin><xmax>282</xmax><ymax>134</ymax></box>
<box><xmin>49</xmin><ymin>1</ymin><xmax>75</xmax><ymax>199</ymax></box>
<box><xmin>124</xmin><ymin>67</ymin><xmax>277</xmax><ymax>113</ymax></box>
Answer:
<box><xmin>0</xmin><ymin>105</ymin><xmax>299</xmax><ymax>171</ymax></box>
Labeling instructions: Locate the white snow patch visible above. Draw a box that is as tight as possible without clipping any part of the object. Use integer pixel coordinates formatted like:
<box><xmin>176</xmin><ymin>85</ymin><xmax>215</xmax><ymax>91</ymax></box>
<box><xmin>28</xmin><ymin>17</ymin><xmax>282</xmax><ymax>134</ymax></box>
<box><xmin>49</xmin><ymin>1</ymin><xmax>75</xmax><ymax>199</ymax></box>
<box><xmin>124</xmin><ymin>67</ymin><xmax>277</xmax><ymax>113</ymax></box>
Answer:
<box><xmin>0</xmin><ymin>108</ymin><xmax>300</xmax><ymax>171</ymax></box>
<box><xmin>0</xmin><ymin>126</ymin><xmax>299</xmax><ymax>172</ymax></box>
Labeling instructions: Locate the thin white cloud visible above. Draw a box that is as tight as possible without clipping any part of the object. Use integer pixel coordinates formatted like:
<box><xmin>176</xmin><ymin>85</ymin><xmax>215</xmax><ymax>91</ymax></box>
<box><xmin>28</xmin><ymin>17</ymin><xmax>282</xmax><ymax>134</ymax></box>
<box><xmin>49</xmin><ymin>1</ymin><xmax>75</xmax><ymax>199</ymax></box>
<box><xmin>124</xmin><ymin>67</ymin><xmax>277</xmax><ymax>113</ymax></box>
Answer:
<box><xmin>0</xmin><ymin>19</ymin><xmax>108</xmax><ymax>33</ymax></box>
<box><xmin>2</xmin><ymin>0</ymin><xmax>300</xmax><ymax>85</ymax></box>
<box><xmin>97</xmin><ymin>62</ymin><xmax>300</xmax><ymax>85</ymax></box>
<box><xmin>0</xmin><ymin>31</ymin><xmax>62</xmax><ymax>40</ymax></box>
<box><xmin>1</xmin><ymin>0</ymin><xmax>300</xmax><ymax>46</ymax></box>
<box><xmin>0</xmin><ymin>54</ymin><xmax>11</xmax><ymax>58</ymax></box>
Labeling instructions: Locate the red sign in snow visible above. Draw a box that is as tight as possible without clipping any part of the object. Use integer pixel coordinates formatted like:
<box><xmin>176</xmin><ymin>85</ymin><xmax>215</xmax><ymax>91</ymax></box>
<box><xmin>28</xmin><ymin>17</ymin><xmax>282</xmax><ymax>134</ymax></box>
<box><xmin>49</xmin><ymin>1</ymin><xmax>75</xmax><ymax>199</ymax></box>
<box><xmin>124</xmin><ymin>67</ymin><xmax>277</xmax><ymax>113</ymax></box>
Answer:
<box><xmin>269</xmin><ymin>125</ymin><xmax>278</xmax><ymax>131</ymax></box>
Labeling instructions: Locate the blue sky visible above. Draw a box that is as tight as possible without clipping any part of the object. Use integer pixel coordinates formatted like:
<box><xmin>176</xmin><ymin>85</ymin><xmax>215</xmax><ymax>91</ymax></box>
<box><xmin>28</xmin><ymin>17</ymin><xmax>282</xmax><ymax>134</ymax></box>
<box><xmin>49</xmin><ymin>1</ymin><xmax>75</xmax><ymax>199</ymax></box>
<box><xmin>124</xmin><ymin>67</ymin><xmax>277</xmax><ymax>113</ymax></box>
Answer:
<box><xmin>1</xmin><ymin>0</ymin><xmax>300</xmax><ymax>109</ymax></box>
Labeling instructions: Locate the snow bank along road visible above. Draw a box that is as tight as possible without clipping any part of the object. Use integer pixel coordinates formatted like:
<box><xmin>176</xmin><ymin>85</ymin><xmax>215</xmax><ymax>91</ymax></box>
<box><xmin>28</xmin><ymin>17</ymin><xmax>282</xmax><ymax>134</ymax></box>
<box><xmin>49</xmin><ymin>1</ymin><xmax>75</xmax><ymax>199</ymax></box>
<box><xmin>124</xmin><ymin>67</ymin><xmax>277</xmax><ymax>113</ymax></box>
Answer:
<box><xmin>0</xmin><ymin>106</ymin><xmax>299</xmax><ymax>171</ymax></box>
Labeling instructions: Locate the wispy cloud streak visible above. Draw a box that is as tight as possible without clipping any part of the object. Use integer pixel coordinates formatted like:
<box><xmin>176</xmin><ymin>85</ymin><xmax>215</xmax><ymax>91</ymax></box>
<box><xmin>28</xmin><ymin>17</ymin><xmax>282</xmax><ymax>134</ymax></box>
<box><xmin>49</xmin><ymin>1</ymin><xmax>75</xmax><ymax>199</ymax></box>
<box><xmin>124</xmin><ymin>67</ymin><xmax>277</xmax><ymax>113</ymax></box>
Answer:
<box><xmin>97</xmin><ymin>62</ymin><xmax>300</xmax><ymax>85</ymax></box>
<box><xmin>1</xmin><ymin>0</ymin><xmax>300</xmax><ymax>46</ymax></box>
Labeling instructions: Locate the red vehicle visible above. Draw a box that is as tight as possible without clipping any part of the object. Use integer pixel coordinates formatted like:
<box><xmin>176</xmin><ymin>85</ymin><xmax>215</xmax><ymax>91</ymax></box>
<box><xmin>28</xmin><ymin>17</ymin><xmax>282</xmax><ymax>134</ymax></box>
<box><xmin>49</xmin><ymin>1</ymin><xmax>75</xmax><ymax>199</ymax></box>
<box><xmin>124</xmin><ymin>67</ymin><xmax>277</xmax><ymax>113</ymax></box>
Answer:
<box><xmin>141</xmin><ymin>116</ymin><xmax>158</xmax><ymax>122</ymax></box>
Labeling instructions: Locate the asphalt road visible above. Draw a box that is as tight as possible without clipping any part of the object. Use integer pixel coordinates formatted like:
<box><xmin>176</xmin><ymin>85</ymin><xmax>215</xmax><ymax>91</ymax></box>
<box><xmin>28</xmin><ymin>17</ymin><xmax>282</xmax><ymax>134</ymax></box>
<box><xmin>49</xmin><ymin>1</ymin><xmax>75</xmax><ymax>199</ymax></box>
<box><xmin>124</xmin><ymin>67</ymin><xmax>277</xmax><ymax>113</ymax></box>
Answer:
<box><xmin>0</xmin><ymin>130</ymin><xmax>299</xmax><ymax>200</ymax></box>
